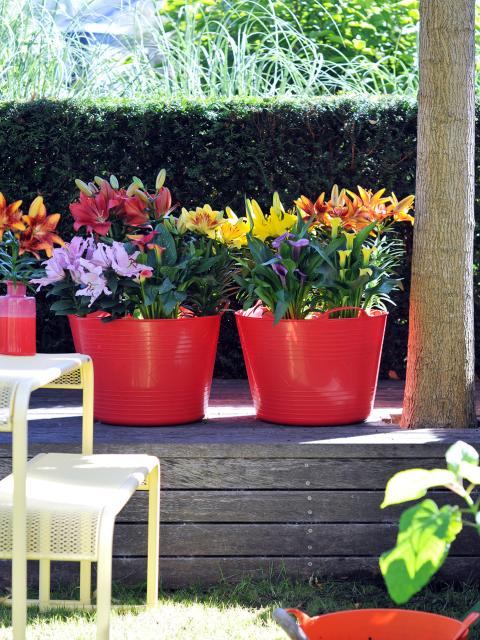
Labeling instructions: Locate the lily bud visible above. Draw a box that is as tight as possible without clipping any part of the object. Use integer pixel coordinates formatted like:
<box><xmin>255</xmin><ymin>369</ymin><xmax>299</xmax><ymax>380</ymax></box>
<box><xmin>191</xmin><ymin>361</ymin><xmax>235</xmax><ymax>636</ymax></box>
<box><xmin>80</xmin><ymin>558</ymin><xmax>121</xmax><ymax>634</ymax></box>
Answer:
<box><xmin>272</xmin><ymin>191</ymin><xmax>284</xmax><ymax>216</ymax></box>
<box><xmin>75</xmin><ymin>179</ymin><xmax>94</xmax><ymax>196</ymax></box>
<box><xmin>126</xmin><ymin>183</ymin><xmax>138</xmax><ymax>197</ymax></box>
<box><xmin>93</xmin><ymin>176</ymin><xmax>105</xmax><ymax>187</ymax></box>
<box><xmin>134</xmin><ymin>189</ymin><xmax>149</xmax><ymax>203</ymax></box>
<box><xmin>110</xmin><ymin>175</ymin><xmax>119</xmax><ymax>190</ymax></box>
<box><xmin>155</xmin><ymin>169</ymin><xmax>166</xmax><ymax>191</ymax></box>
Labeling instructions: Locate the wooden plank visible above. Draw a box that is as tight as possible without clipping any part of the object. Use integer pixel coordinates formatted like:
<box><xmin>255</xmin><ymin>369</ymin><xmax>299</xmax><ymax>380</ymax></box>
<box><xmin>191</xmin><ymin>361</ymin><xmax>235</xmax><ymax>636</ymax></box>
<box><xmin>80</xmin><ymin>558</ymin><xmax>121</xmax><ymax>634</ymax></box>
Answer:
<box><xmin>158</xmin><ymin>458</ymin><xmax>445</xmax><ymax>489</ymax></box>
<box><xmin>111</xmin><ymin>523</ymin><xmax>476</xmax><ymax>557</ymax></box>
<box><xmin>1</xmin><ymin>555</ymin><xmax>478</xmax><ymax>590</ymax></box>
<box><xmin>117</xmin><ymin>556</ymin><xmax>480</xmax><ymax>588</ymax></box>
<box><xmin>3</xmin><ymin>429</ymin><xmax>480</xmax><ymax>459</ymax></box>
<box><xmin>119</xmin><ymin>490</ymin><xmax>455</xmax><ymax>524</ymax></box>
<box><xmin>0</xmin><ymin>457</ymin><xmax>457</xmax><ymax>489</ymax></box>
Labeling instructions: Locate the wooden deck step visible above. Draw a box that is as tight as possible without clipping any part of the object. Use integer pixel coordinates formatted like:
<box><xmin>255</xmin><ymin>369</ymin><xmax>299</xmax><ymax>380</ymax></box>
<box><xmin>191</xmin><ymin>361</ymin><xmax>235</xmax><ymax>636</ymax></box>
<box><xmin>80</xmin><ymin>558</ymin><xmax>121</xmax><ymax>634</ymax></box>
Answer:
<box><xmin>0</xmin><ymin>379</ymin><xmax>479</xmax><ymax>588</ymax></box>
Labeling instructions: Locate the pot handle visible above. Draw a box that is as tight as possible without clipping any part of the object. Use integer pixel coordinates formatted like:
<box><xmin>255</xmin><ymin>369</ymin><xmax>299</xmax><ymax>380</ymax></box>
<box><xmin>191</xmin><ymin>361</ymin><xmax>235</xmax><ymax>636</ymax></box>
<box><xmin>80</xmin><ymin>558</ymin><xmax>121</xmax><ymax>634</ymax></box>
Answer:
<box><xmin>273</xmin><ymin>608</ymin><xmax>309</xmax><ymax>640</ymax></box>
<box><xmin>452</xmin><ymin>611</ymin><xmax>480</xmax><ymax>640</ymax></box>
<box><xmin>321</xmin><ymin>306</ymin><xmax>367</xmax><ymax>319</ymax></box>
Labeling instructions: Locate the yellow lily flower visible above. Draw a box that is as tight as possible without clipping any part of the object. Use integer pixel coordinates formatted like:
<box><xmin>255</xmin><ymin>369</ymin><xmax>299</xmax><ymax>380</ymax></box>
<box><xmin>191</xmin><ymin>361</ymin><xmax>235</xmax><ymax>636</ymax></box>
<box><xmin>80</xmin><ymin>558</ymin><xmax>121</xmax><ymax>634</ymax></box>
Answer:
<box><xmin>246</xmin><ymin>193</ymin><xmax>297</xmax><ymax>242</ymax></box>
<box><xmin>216</xmin><ymin>207</ymin><xmax>250</xmax><ymax>248</ymax></box>
<box><xmin>177</xmin><ymin>204</ymin><xmax>223</xmax><ymax>238</ymax></box>
<box><xmin>246</xmin><ymin>199</ymin><xmax>269</xmax><ymax>241</ymax></box>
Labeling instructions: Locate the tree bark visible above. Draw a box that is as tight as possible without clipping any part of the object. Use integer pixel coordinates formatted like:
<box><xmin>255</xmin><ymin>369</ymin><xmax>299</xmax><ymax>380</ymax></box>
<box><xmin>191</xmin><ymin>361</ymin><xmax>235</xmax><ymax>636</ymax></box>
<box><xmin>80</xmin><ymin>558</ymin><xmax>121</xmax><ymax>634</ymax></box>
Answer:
<box><xmin>401</xmin><ymin>0</ymin><xmax>477</xmax><ymax>428</ymax></box>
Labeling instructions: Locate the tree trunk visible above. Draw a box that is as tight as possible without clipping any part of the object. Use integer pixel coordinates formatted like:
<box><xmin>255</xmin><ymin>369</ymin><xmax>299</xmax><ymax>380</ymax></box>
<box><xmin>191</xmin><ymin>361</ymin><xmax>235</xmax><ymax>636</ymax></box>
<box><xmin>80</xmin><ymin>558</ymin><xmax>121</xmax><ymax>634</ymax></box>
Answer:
<box><xmin>401</xmin><ymin>0</ymin><xmax>477</xmax><ymax>428</ymax></box>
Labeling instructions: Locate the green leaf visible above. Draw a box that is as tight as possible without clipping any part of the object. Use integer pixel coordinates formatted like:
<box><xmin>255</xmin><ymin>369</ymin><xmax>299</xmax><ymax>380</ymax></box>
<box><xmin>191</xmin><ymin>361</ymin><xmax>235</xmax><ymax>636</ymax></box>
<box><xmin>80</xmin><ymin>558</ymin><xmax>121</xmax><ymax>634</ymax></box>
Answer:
<box><xmin>458</xmin><ymin>462</ymin><xmax>480</xmax><ymax>485</ymax></box>
<box><xmin>379</xmin><ymin>500</ymin><xmax>462</xmax><ymax>604</ymax></box>
<box><xmin>352</xmin><ymin>220</ymin><xmax>378</xmax><ymax>254</ymax></box>
<box><xmin>50</xmin><ymin>300</ymin><xmax>75</xmax><ymax>312</ymax></box>
<box><xmin>446</xmin><ymin>441</ymin><xmax>479</xmax><ymax>475</ymax></box>
<box><xmin>274</xmin><ymin>299</ymin><xmax>288</xmax><ymax>324</ymax></box>
<box><xmin>381</xmin><ymin>468</ymin><xmax>458</xmax><ymax>507</ymax></box>
<box><xmin>247</xmin><ymin>235</ymin><xmax>271</xmax><ymax>265</ymax></box>
<box><xmin>154</xmin><ymin>223</ymin><xmax>177</xmax><ymax>266</ymax></box>
<box><xmin>157</xmin><ymin>277</ymin><xmax>175</xmax><ymax>295</ymax></box>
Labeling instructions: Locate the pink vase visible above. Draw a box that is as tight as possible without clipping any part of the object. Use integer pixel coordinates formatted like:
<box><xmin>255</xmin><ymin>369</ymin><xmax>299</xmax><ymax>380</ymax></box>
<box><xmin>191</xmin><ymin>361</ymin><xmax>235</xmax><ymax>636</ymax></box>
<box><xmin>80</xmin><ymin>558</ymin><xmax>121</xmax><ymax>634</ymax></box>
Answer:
<box><xmin>0</xmin><ymin>281</ymin><xmax>36</xmax><ymax>356</ymax></box>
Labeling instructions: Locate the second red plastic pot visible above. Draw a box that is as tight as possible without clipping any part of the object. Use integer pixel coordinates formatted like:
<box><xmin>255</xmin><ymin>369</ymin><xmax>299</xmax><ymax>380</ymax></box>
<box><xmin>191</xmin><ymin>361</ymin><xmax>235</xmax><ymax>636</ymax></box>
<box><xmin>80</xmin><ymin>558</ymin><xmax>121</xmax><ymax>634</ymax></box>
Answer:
<box><xmin>236</xmin><ymin>307</ymin><xmax>387</xmax><ymax>426</ymax></box>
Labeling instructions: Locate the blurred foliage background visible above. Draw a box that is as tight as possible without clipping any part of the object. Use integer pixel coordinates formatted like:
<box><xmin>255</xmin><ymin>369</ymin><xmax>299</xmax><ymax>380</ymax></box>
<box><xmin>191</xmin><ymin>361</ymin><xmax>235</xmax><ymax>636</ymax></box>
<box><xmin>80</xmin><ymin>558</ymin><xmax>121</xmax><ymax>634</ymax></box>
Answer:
<box><xmin>0</xmin><ymin>0</ymin><xmax>421</xmax><ymax>100</ymax></box>
<box><xmin>2</xmin><ymin>1</ymin><xmax>480</xmax><ymax>378</ymax></box>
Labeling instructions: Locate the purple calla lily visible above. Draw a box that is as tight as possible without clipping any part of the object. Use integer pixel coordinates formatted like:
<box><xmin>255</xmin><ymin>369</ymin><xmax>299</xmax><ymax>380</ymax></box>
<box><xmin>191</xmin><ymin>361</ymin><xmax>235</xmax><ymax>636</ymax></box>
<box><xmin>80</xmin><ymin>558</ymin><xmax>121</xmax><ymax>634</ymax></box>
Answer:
<box><xmin>272</xmin><ymin>262</ymin><xmax>288</xmax><ymax>286</ymax></box>
<box><xmin>272</xmin><ymin>232</ymin><xmax>294</xmax><ymax>249</ymax></box>
<box><xmin>288</xmin><ymin>237</ymin><xmax>310</xmax><ymax>260</ymax></box>
<box><xmin>294</xmin><ymin>268</ymin><xmax>307</xmax><ymax>284</ymax></box>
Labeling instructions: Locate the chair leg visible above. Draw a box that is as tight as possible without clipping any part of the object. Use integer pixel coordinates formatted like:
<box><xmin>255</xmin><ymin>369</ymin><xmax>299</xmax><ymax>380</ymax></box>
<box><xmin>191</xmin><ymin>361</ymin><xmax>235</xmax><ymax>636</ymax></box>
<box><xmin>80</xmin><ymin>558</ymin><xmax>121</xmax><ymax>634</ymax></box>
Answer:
<box><xmin>81</xmin><ymin>359</ymin><xmax>94</xmax><ymax>456</ymax></box>
<box><xmin>146</xmin><ymin>464</ymin><xmax>160</xmax><ymax>608</ymax></box>
<box><xmin>11</xmin><ymin>384</ymin><xmax>30</xmax><ymax>640</ymax></box>
<box><xmin>38</xmin><ymin>560</ymin><xmax>51</xmax><ymax>609</ymax></box>
<box><xmin>95</xmin><ymin>521</ymin><xmax>114</xmax><ymax>640</ymax></box>
<box><xmin>80</xmin><ymin>561</ymin><xmax>92</xmax><ymax>605</ymax></box>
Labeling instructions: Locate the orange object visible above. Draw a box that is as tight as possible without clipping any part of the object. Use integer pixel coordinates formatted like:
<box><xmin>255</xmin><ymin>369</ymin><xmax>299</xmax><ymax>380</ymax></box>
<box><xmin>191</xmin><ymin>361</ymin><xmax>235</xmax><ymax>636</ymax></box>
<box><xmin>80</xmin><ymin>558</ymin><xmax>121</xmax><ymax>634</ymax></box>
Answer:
<box><xmin>0</xmin><ymin>282</ymin><xmax>36</xmax><ymax>356</ymax></box>
<box><xmin>283</xmin><ymin>608</ymin><xmax>480</xmax><ymax>640</ymax></box>
<box><xmin>236</xmin><ymin>307</ymin><xmax>387</xmax><ymax>425</ymax></box>
<box><xmin>69</xmin><ymin>314</ymin><xmax>220</xmax><ymax>426</ymax></box>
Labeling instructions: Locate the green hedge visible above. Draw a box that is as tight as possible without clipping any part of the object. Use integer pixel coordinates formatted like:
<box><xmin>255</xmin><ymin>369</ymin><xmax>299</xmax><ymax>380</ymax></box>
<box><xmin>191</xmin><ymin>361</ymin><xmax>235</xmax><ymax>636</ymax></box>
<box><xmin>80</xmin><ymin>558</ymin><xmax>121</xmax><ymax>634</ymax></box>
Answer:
<box><xmin>0</xmin><ymin>96</ymin><xmax>459</xmax><ymax>378</ymax></box>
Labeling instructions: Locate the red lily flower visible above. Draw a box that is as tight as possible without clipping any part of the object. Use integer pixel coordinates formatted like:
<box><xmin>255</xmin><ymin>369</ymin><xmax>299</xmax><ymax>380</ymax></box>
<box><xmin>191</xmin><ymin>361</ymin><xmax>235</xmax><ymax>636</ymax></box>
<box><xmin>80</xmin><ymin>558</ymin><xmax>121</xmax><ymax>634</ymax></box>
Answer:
<box><xmin>153</xmin><ymin>186</ymin><xmax>174</xmax><ymax>219</ymax></box>
<box><xmin>121</xmin><ymin>193</ymin><xmax>149</xmax><ymax>227</ymax></box>
<box><xmin>19</xmin><ymin>196</ymin><xmax>63</xmax><ymax>258</ymax></box>
<box><xmin>126</xmin><ymin>229</ymin><xmax>158</xmax><ymax>251</ymax></box>
<box><xmin>70</xmin><ymin>181</ymin><xmax>122</xmax><ymax>235</ymax></box>
<box><xmin>0</xmin><ymin>193</ymin><xmax>24</xmax><ymax>240</ymax></box>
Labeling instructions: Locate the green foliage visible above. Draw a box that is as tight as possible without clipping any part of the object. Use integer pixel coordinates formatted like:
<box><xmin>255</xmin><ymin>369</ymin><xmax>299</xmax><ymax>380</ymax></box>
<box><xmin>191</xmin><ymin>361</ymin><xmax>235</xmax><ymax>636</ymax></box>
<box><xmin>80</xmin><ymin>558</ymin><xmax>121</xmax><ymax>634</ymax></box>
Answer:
<box><xmin>14</xmin><ymin>0</ymin><xmax>480</xmax><ymax>100</ymax></box>
<box><xmin>0</xmin><ymin>95</ymin><xmax>420</xmax><ymax>376</ymax></box>
<box><xmin>380</xmin><ymin>441</ymin><xmax>480</xmax><ymax>605</ymax></box>
<box><xmin>235</xmin><ymin>212</ymin><xmax>406</xmax><ymax>322</ymax></box>
<box><xmin>0</xmin><ymin>231</ymin><xmax>38</xmax><ymax>284</ymax></box>
<box><xmin>380</xmin><ymin>500</ymin><xmax>463</xmax><ymax>605</ymax></box>
<box><xmin>161</xmin><ymin>0</ymin><xmax>419</xmax><ymax>67</ymax></box>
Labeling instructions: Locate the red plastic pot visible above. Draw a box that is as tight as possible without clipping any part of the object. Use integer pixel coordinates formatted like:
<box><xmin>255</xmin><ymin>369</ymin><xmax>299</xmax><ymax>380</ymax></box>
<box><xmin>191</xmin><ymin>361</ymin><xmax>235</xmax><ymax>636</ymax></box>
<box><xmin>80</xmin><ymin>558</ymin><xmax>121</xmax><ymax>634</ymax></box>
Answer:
<box><xmin>69</xmin><ymin>314</ymin><xmax>220</xmax><ymax>426</ymax></box>
<box><xmin>274</xmin><ymin>607</ymin><xmax>480</xmax><ymax>640</ymax></box>
<box><xmin>236</xmin><ymin>306</ymin><xmax>387</xmax><ymax>426</ymax></box>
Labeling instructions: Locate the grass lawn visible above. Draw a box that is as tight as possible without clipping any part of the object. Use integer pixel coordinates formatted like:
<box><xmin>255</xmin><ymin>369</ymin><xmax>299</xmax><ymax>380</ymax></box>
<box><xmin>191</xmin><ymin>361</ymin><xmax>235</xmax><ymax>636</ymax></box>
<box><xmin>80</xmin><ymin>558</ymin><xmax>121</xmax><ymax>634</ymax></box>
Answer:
<box><xmin>0</xmin><ymin>575</ymin><xmax>479</xmax><ymax>639</ymax></box>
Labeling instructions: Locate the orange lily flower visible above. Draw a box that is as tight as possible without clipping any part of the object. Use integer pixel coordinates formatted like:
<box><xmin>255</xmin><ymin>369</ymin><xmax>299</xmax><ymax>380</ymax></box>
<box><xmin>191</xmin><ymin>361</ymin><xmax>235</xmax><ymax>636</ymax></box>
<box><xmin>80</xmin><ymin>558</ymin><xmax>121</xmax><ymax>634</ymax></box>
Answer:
<box><xmin>19</xmin><ymin>196</ymin><xmax>64</xmax><ymax>258</ymax></box>
<box><xmin>386</xmin><ymin>193</ymin><xmax>415</xmax><ymax>224</ymax></box>
<box><xmin>296</xmin><ymin>186</ymin><xmax>349</xmax><ymax>229</ymax></box>
<box><xmin>0</xmin><ymin>192</ymin><xmax>24</xmax><ymax>240</ymax></box>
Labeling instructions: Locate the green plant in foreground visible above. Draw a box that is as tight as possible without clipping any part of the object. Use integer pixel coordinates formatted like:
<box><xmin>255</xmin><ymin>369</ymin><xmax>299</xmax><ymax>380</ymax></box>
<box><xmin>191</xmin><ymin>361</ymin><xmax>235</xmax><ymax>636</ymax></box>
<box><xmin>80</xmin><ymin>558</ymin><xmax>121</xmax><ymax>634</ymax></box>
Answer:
<box><xmin>380</xmin><ymin>441</ymin><xmax>480</xmax><ymax>605</ymax></box>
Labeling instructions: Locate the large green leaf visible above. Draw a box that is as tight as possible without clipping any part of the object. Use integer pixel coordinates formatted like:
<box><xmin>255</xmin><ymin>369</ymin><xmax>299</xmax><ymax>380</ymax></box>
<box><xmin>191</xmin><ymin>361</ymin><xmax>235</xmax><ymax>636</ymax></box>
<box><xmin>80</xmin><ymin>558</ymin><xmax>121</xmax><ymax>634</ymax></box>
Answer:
<box><xmin>446</xmin><ymin>441</ymin><xmax>479</xmax><ymax>475</ymax></box>
<box><xmin>154</xmin><ymin>223</ymin><xmax>177</xmax><ymax>266</ymax></box>
<box><xmin>247</xmin><ymin>235</ymin><xmax>272</xmax><ymax>265</ymax></box>
<box><xmin>352</xmin><ymin>220</ymin><xmax>377</xmax><ymax>254</ymax></box>
<box><xmin>458</xmin><ymin>462</ymin><xmax>480</xmax><ymax>485</ymax></box>
<box><xmin>381</xmin><ymin>468</ymin><xmax>458</xmax><ymax>507</ymax></box>
<box><xmin>379</xmin><ymin>500</ymin><xmax>462</xmax><ymax>604</ymax></box>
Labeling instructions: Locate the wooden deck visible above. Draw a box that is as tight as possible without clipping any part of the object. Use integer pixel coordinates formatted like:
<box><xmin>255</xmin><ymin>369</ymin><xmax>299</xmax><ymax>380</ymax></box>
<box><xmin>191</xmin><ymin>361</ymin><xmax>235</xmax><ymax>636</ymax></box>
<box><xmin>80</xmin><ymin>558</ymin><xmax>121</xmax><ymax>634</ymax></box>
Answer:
<box><xmin>0</xmin><ymin>379</ymin><xmax>479</xmax><ymax>589</ymax></box>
